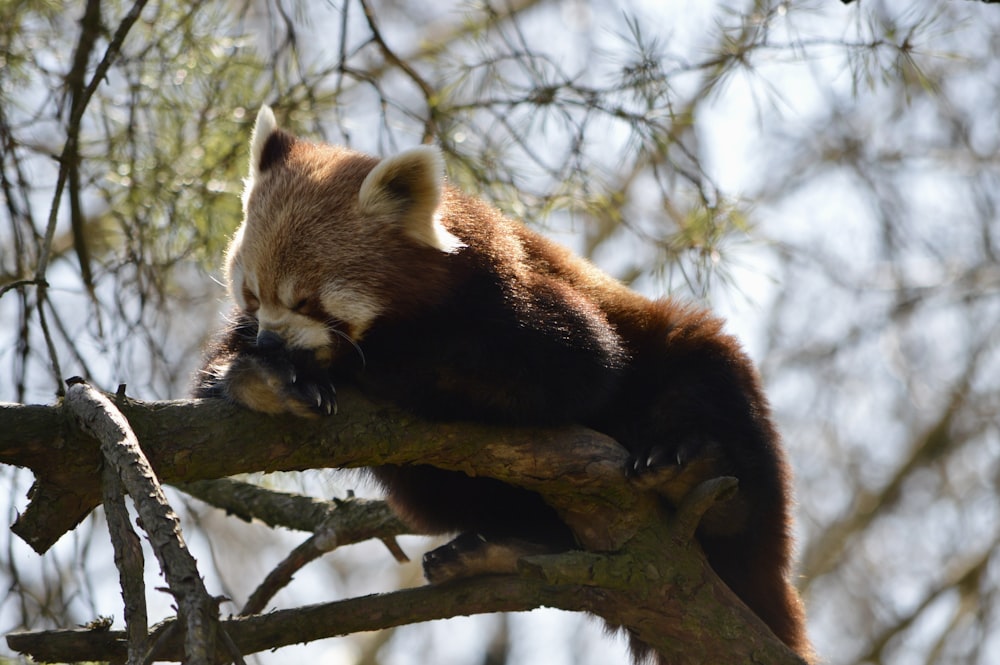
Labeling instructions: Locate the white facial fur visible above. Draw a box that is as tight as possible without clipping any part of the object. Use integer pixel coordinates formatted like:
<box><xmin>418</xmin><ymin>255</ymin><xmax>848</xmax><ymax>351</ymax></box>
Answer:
<box><xmin>229</xmin><ymin>250</ymin><xmax>384</xmax><ymax>350</ymax></box>
<box><xmin>256</xmin><ymin>306</ymin><xmax>331</xmax><ymax>350</ymax></box>
<box><xmin>318</xmin><ymin>282</ymin><xmax>383</xmax><ymax>337</ymax></box>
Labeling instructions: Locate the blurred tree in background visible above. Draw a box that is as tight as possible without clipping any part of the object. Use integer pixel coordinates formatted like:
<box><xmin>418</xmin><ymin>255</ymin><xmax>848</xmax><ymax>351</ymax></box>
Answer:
<box><xmin>1</xmin><ymin>0</ymin><xmax>998</xmax><ymax>663</ymax></box>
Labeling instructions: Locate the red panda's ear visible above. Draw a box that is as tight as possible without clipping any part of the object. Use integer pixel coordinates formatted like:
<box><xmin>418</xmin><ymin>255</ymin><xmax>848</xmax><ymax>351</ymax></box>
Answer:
<box><xmin>248</xmin><ymin>106</ymin><xmax>293</xmax><ymax>175</ymax></box>
<box><xmin>243</xmin><ymin>106</ymin><xmax>294</xmax><ymax>210</ymax></box>
<box><xmin>358</xmin><ymin>146</ymin><xmax>465</xmax><ymax>254</ymax></box>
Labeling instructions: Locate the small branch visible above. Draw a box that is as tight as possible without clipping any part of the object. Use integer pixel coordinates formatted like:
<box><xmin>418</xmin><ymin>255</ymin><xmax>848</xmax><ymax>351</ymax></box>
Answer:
<box><xmin>63</xmin><ymin>378</ymin><xmax>219</xmax><ymax>665</ymax></box>
<box><xmin>0</xmin><ymin>277</ymin><xmax>46</xmax><ymax>299</ymax></box>
<box><xmin>358</xmin><ymin>0</ymin><xmax>433</xmax><ymax>99</ymax></box>
<box><xmin>180</xmin><ymin>478</ymin><xmax>413</xmax><ymax>612</ymax></box>
<box><xmin>179</xmin><ymin>479</ymin><xmax>414</xmax><ymax>615</ymax></box>
<box><xmin>34</xmin><ymin>295</ymin><xmax>64</xmax><ymax>393</ymax></box>
<box><xmin>36</xmin><ymin>0</ymin><xmax>151</xmax><ymax>282</ymax></box>
<box><xmin>673</xmin><ymin>475</ymin><xmax>739</xmax><ymax>542</ymax></box>
<box><xmin>64</xmin><ymin>0</ymin><xmax>102</xmax><ymax>319</ymax></box>
<box><xmin>358</xmin><ymin>0</ymin><xmax>437</xmax><ymax>140</ymax></box>
<box><xmin>176</xmin><ymin>478</ymin><xmax>408</xmax><ymax>538</ymax></box>
<box><xmin>241</xmin><ymin>527</ymin><xmax>338</xmax><ymax>616</ymax></box>
<box><xmin>31</xmin><ymin>0</ymin><xmax>150</xmax><ymax>397</ymax></box>
<box><xmin>102</xmin><ymin>458</ymin><xmax>148</xmax><ymax>664</ymax></box>
<box><xmin>379</xmin><ymin>536</ymin><xmax>410</xmax><ymax>563</ymax></box>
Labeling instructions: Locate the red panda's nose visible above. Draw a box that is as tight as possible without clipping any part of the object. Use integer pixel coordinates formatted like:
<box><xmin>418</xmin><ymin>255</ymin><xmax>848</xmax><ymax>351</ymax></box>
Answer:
<box><xmin>256</xmin><ymin>329</ymin><xmax>285</xmax><ymax>351</ymax></box>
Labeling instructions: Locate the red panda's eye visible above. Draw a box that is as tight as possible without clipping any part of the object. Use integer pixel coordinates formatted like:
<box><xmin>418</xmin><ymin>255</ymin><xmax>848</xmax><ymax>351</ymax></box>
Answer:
<box><xmin>242</xmin><ymin>286</ymin><xmax>260</xmax><ymax>313</ymax></box>
<box><xmin>292</xmin><ymin>298</ymin><xmax>308</xmax><ymax>313</ymax></box>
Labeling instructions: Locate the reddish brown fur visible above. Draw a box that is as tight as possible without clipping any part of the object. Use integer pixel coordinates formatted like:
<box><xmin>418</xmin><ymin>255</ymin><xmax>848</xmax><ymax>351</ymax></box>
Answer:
<box><xmin>196</xmin><ymin>108</ymin><xmax>813</xmax><ymax>663</ymax></box>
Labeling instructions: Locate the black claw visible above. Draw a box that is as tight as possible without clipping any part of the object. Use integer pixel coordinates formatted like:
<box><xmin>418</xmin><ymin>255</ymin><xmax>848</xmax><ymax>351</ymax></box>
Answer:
<box><xmin>249</xmin><ymin>339</ymin><xmax>339</xmax><ymax>416</ymax></box>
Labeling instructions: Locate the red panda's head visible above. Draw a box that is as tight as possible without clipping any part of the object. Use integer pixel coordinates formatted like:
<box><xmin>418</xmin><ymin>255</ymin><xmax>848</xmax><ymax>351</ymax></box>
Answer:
<box><xmin>225</xmin><ymin>105</ymin><xmax>465</xmax><ymax>361</ymax></box>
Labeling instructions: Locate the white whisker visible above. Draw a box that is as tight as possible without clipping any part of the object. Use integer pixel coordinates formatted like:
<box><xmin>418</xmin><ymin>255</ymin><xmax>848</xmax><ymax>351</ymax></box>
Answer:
<box><xmin>330</xmin><ymin>326</ymin><xmax>366</xmax><ymax>368</ymax></box>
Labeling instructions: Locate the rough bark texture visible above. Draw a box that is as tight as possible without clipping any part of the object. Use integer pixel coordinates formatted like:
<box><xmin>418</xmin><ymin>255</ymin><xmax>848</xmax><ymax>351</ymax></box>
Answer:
<box><xmin>101</xmin><ymin>454</ymin><xmax>148</xmax><ymax>664</ymax></box>
<box><xmin>64</xmin><ymin>381</ymin><xmax>219</xmax><ymax>665</ymax></box>
<box><xmin>1</xmin><ymin>388</ymin><xmax>643</xmax><ymax>554</ymax></box>
<box><xmin>1</xmin><ymin>388</ymin><xmax>807</xmax><ymax>664</ymax></box>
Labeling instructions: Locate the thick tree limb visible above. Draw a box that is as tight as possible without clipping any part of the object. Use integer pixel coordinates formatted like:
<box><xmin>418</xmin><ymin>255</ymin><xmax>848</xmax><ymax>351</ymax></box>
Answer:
<box><xmin>8</xmin><ymin>551</ymin><xmax>803</xmax><ymax>665</ymax></box>
<box><xmin>1</xmin><ymin>387</ymin><xmax>807</xmax><ymax>664</ymax></box>
<box><xmin>5</xmin><ymin>577</ymin><xmax>563</xmax><ymax>662</ymax></box>
<box><xmin>0</xmin><ymin>388</ymin><xmax>645</xmax><ymax>554</ymax></box>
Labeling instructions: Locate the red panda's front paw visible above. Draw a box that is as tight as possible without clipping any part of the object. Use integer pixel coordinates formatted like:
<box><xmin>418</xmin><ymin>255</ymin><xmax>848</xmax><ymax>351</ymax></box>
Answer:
<box><xmin>224</xmin><ymin>352</ymin><xmax>337</xmax><ymax>418</ymax></box>
<box><xmin>285</xmin><ymin>365</ymin><xmax>338</xmax><ymax>417</ymax></box>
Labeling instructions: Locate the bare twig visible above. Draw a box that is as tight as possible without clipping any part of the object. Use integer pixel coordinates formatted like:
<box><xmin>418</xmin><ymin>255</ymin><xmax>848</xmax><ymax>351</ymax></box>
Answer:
<box><xmin>181</xmin><ymin>478</ymin><xmax>413</xmax><ymax>610</ymax></box>
<box><xmin>177</xmin><ymin>478</ymin><xmax>407</xmax><ymax>537</ymax></box>
<box><xmin>64</xmin><ymin>0</ymin><xmax>102</xmax><ymax>319</ymax></box>
<box><xmin>0</xmin><ymin>278</ymin><xmax>46</xmax><ymax>300</ymax></box>
<box><xmin>33</xmin><ymin>0</ymin><xmax>150</xmax><ymax>396</ymax></box>
<box><xmin>241</xmin><ymin>526</ymin><xmax>338</xmax><ymax>616</ymax></box>
<box><xmin>177</xmin><ymin>479</ymin><xmax>411</xmax><ymax>615</ymax></box>
<box><xmin>37</xmin><ymin>0</ymin><xmax>150</xmax><ymax>281</ymax></box>
<box><xmin>358</xmin><ymin>0</ymin><xmax>436</xmax><ymax>140</ymax></box>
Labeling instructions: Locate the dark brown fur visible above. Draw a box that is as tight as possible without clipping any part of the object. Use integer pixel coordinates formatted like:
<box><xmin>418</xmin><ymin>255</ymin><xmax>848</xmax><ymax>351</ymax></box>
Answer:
<box><xmin>196</xmin><ymin>107</ymin><xmax>812</xmax><ymax>663</ymax></box>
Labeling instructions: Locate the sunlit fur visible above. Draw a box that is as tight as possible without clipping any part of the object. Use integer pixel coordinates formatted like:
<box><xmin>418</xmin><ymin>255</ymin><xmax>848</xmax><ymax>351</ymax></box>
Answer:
<box><xmin>195</xmin><ymin>106</ymin><xmax>814</xmax><ymax>664</ymax></box>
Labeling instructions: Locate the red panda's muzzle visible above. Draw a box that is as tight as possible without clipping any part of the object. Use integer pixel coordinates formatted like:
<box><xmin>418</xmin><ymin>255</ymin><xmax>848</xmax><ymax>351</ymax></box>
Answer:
<box><xmin>255</xmin><ymin>326</ymin><xmax>340</xmax><ymax>369</ymax></box>
<box><xmin>256</xmin><ymin>329</ymin><xmax>284</xmax><ymax>351</ymax></box>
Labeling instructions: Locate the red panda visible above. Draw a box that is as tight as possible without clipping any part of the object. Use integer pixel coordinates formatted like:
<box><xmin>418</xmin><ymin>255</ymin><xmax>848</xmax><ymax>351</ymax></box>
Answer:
<box><xmin>196</xmin><ymin>106</ymin><xmax>812</xmax><ymax>662</ymax></box>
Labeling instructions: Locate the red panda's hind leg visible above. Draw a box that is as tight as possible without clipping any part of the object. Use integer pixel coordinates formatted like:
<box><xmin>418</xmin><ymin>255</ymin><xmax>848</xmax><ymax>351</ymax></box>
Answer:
<box><xmin>626</xmin><ymin>436</ymin><xmax>751</xmax><ymax>537</ymax></box>
<box><xmin>422</xmin><ymin>533</ymin><xmax>560</xmax><ymax>584</ymax></box>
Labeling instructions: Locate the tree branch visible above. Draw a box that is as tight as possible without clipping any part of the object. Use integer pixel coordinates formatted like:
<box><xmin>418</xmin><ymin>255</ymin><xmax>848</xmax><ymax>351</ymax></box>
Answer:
<box><xmin>178</xmin><ymin>478</ymin><xmax>412</xmax><ymax>616</ymax></box>
<box><xmin>63</xmin><ymin>379</ymin><xmax>219</xmax><ymax>665</ymax></box>
<box><xmin>7</xmin><ymin>552</ymin><xmax>803</xmax><ymax>665</ymax></box>
<box><xmin>101</xmin><ymin>451</ymin><xmax>148</xmax><ymax>663</ymax></box>
<box><xmin>2</xmin><ymin>386</ymin><xmax>806</xmax><ymax>664</ymax></box>
<box><xmin>177</xmin><ymin>478</ymin><xmax>407</xmax><ymax>539</ymax></box>
<box><xmin>1</xmin><ymin>387</ymin><xmax>647</xmax><ymax>554</ymax></box>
